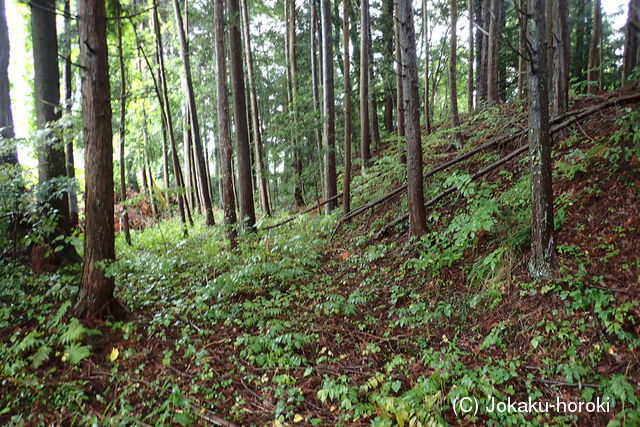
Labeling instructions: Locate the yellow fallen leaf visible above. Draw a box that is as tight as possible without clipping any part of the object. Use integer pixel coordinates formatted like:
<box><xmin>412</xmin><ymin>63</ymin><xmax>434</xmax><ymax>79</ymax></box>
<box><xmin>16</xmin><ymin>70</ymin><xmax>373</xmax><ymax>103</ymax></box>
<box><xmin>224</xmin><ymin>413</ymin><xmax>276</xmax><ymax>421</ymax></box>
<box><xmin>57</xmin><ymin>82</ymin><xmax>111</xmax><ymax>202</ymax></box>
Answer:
<box><xmin>109</xmin><ymin>347</ymin><xmax>119</xmax><ymax>362</ymax></box>
<box><xmin>293</xmin><ymin>414</ymin><xmax>304</xmax><ymax>423</ymax></box>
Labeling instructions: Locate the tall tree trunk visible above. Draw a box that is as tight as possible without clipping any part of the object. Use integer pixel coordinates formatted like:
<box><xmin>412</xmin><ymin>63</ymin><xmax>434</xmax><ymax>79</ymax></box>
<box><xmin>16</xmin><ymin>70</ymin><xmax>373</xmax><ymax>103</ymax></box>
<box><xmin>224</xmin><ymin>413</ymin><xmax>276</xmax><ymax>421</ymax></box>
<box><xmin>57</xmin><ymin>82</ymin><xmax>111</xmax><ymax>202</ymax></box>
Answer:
<box><xmin>360</xmin><ymin>0</ymin><xmax>371</xmax><ymax>167</ymax></box>
<box><xmin>116</xmin><ymin>2</ymin><xmax>132</xmax><ymax>245</ymax></box>
<box><xmin>368</xmin><ymin>66</ymin><xmax>381</xmax><ymax>150</ymax></box>
<box><xmin>62</xmin><ymin>0</ymin><xmax>78</xmax><ymax>228</ymax></box>
<box><xmin>545</xmin><ymin>0</ymin><xmax>553</xmax><ymax>97</ymax></box>
<box><xmin>0</xmin><ymin>0</ymin><xmax>16</xmax><ymax>166</ymax></box>
<box><xmin>286</xmin><ymin>0</ymin><xmax>305</xmax><ymax>208</ymax></box>
<box><xmin>383</xmin><ymin>0</ymin><xmax>395</xmax><ymax>132</ymax></box>
<box><xmin>240</xmin><ymin>0</ymin><xmax>271</xmax><ymax>216</ymax></box>
<box><xmin>311</xmin><ymin>0</ymin><xmax>324</xmax><ymax>192</ymax></box>
<box><xmin>394</xmin><ymin>0</ymin><xmax>405</xmax><ymax>138</ymax></box>
<box><xmin>623</xmin><ymin>0</ymin><xmax>640</xmax><ymax>83</ymax></box>
<box><xmin>527</xmin><ymin>0</ymin><xmax>554</xmax><ymax>278</ymax></box>
<box><xmin>343</xmin><ymin>0</ymin><xmax>352</xmax><ymax>213</ymax></box>
<box><xmin>423</xmin><ymin>0</ymin><xmax>431</xmax><ymax>133</ymax></box>
<box><xmin>367</xmin><ymin>14</ymin><xmax>380</xmax><ymax>150</ymax></box>
<box><xmin>171</xmin><ymin>0</ymin><xmax>215</xmax><ymax>225</ymax></box>
<box><xmin>74</xmin><ymin>0</ymin><xmax>124</xmax><ymax>320</ymax></box>
<box><xmin>486</xmin><ymin>0</ymin><xmax>500</xmax><ymax>104</ymax></box>
<box><xmin>449</xmin><ymin>0</ymin><xmax>463</xmax><ymax>148</ymax></box>
<box><xmin>552</xmin><ymin>0</ymin><xmax>569</xmax><ymax>116</ymax></box>
<box><xmin>467</xmin><ymin>0</ymin><xmax>474</xmax><ymax>113</ymax></box>
<box><xmin>152</xmin><ymin>0</ymin><xmax>189</xmax><ymax>233</ymax></box>
<box><xmin>228</xmin><ymin>0</ymin><xmax>256</xmax><ymax>230</ymax></box>
<box><xmin>478</xmin><ymin>0</ymin><xmax>489</xmax><ymax>103</ymax></box>
<box><xmin>214</xmin><ymin>0</ymin><xmax>238</xmax><ymax>247</ymax></box>
<box><xmin>587</xmin><ymin>0</ymin><xmax>602</xmax><ymax>94</ymax></box>
<box><xmin>31</xmin><ymin>0</ymin><xmax>77</xmax><ymax>263</ymax></box>
<box><xmin>517</xmin><ymin>0</ymin><xmax>527</xmax><ymax>100</ymax></box>
<box><xmin>399</xmin><ymin>0</ymin><xmax>426</xmax><ymax>236</ymax></box>
<box><xmin>321</xmin><ymin>0</ymin><xmax>337</xmax><ymax>212</ymax></box>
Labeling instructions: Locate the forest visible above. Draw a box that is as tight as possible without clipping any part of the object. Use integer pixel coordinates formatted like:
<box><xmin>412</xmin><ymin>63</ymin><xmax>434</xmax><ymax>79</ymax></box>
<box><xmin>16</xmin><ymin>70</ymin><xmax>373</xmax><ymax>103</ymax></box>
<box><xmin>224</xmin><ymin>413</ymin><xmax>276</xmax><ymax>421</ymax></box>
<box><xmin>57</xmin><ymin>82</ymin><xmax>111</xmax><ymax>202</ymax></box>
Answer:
<box><xmin>0</xmin><ymin>0</ymin><xmax>639</xmax><ymax>424</ymax></box>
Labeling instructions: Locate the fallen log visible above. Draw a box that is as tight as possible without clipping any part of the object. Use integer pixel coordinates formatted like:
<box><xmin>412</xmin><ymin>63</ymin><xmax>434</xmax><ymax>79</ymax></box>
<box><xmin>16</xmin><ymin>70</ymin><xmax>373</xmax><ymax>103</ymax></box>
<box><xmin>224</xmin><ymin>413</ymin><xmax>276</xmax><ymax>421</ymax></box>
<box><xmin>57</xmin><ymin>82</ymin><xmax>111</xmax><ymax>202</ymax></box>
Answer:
<box><xmin>372</xmin><ymin>91</ymin><xmax>640</xmax><ymax>239</ymax></box>
<box><xmin>259</xmin><ymin>171</ymin><xmax>383</xmax><ymax>232</ymax></box>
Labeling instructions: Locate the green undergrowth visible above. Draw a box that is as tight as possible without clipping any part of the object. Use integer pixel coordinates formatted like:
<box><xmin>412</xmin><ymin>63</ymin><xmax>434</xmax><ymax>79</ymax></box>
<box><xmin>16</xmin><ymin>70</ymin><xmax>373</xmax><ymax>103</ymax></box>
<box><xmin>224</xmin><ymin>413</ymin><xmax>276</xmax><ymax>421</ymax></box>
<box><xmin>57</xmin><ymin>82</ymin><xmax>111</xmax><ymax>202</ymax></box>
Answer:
<box><xmin>2</xmin><ymin>104</ymin><xmax>639</xmax><ymax>425</ymax></box>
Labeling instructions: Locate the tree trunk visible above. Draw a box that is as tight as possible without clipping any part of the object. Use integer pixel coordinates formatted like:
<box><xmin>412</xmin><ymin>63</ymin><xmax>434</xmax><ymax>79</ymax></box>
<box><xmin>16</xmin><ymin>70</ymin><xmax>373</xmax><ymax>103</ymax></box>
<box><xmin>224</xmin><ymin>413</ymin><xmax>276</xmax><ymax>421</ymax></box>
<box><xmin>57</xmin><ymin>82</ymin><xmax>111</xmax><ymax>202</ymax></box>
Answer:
<box><xmin>31</xmin><ymin>0</ymin><xmax>77</xmax><ymax>263</ymax></box>
<box><xmin>394</xmin><ymin>1</ymin><xmax>405</xmax><ymax>138</ymax></box>
<box><xmin>587</xmin><ymin>0</ymin><xmax>602</xmax><ymax>94</ymax></box>
<box><xmin>214</xmin><ymin>0</ymin><xmax>238</xmax><ymax>247</ymax></box>
<box><xmin>343</xmin><ymin>0</ymin><xmax>352</xmax><ymax>213</ymax></box>
<box><xmin>527</xmin><ymin>0</ymin><xmax>554</xmax><ymax>278</ymax></box>
<box><xmin>116</xmin><ymin>2</ymin><xmax>132</xmax><ymax>246</ymax></box>
<box><xmin>467</xmin><ymin>0</ymin><xmax>474</xmax><ymax>113</ymax></box>
<box><xmin>0</xmin><ymin>0</ymin><xmax>14</xmax><ymax>163</ymax></box>
<box><xmin>285</xmin><ymin>0</ymin><xmax>304</xmax><ymax>208</ymax></box>
<box><xmin>228</xmin><ymin>0</ymin><xmax>257</xmax><ymax>230</ymax></box>
<box><xmin>311</xmin><ymin>0</ymin><xmax>324</xmax><ymax>192</ymax></box>
<box><xmin>623</xmin><ymin>0</ymin><xmax>640</xmax><ymax>83</ymax></box>
<box><xmin>171</xmin><ymin>0</ymin><xmax>215</xmax><ymax>225</ymax></box>
<box><xmin>383</xmin><ymin>0</ymin><xmax>395</xmax><ymax>133</ymax></box>
<box><xmin>321</xmin><ymin>0</ymin><xmax>337</xmax><ymax>212</ymax></box>
<box><xmin>517</xmin><ymin>0</ymin><xmax>527</xmax><ymax>100</ymax></box>
<box><xmin>360</xmin><ymin>0</ymin><xmax>371</xmax><ymax>167</ymax></box>
<box><xmin>423</xmin><ymin>0</ymin><xmax>431</xmax><ymax>133</ymax></box>
<box><xmin>74</xmin><ymin>0</ymin><xmax>124</xmax><ymax>320</ymax></box>
<box><xmin>368</xmin><ymin>65</ymin><xmax>381</xmax><ymax>150</ymax></box>
<box><xmin>449</xmin><ymin>0</ymin><xmax>463</xmax><ymax>148</ymax></box>
<box><xmin>152</xmin><ymin>0</ymin><xmax>189</xmax><ymax>233</ymax></box>
<box><xmin>487</xmin><ymin>0</ymin><xmax>500</xmax><ymax>104</ymax></box>
<box><xmin>62</xmin><ymin>0</ymin><xmax>77</xmax><ymax>228</ymax></box>
<box><xmin>478</xmin><ymin>0</ymin><xmax>489</xmax><ymax>103</ymax></box>
<box><xmin>240</xmin><ymin>0</ymin><xmax>271</xmax><ymax>217</ymax></box>
<box><xmin>398</xmin><ymin>0</ymin><xmax>426</xmax><ymax>236</ymax></box>
<box><xmin>0</xmin><ymin>0</ymin><xmax>16</xmax><ymax>165</ymax></box>
<box><xmin>552</xmin><ymin>0</ymin><xmax>569</xmax><ymax>116</ymax></box>
<box><xmin>545</xmin><ymin>0</ymin><xmax>553</xmax><ymax>98</ymax></box>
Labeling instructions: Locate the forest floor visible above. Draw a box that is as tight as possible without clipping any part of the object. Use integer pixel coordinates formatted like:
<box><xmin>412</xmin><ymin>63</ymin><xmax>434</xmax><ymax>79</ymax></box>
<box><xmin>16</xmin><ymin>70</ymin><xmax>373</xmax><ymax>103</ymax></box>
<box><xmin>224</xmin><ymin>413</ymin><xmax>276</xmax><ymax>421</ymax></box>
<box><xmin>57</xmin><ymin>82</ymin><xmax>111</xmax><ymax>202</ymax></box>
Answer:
<box><xmin>2</xmin><ymin>91</ymin><xmax>640</xmax><ymax>425</ymax></box>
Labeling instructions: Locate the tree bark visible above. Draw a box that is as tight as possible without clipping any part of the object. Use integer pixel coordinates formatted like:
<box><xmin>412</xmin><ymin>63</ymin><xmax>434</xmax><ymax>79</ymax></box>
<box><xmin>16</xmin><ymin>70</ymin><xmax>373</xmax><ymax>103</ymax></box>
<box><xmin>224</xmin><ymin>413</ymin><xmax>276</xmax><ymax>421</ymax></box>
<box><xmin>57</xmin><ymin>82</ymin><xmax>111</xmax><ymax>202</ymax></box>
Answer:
<box><xmin>62</xmin><ymin>0</ymin><xmax>77</xmax><ymax>228</ymax></box>
<box><xmin>285</xmin><ymin>0</ymin><xmax>305</xmax><ymax>208</ymax></box>
<box><xmin>623</xmin><ymin>0</ymin><xmax>640</xmax><ymax>83</ymax></box>
<box><xmin>422</xmin><ymin>0</ymin><xmax>431</xmax><ymax>133</ymax></box>
<box><xmin>310</xmin><ymin>0</ymin><xmax>324</xmax><ymax>191</ymax></box>
<box><xmin>228</xmin><ymin>0</ymin><xmax>256</xmax><ymax>230</ymax></box>
<box><xmin>545</xmin><ymin>0</ymin><xmax>553</xmax><ymax>97</ymax></box>
<box><xmin>478</xmin><ymin>0</ymin><xmax>488</xmax><ymax>103</ymax></box>
<box><xmin>398</xmin><ymin>0</ymin><xmax>426</xmax><ymax>236</ymax></box>
<box><xmin>151</xmin><ymin>0</ymin><xmax>189</xmax><ymax>233</ymax></box>
<box><xmin>321</xmin><ymin>0</ymin><xmax>337</xmax><ymax>212</ymax></box>
<box><xmin>368</xmin><ymin>66</ymin><xmax>381</xmax><ymax>150</ymax></box>
<box><xmin>116</xmin><ymin>2</ymin><xmax>132</xmax><ymax>245</ymax></box>
<box><xmin>383</xmin><ymin>0</ymin><xmax>395</xmax><ymax>133</ymax></box>
<box><xmin>527</xmin><ymin>0</ymin><xmax>554</xmax><ymax>278</ymax></box>
<box><xmin>394</xmin><ymin>0</ymin><xmax>405</xmax><ymax>138</ymax></box>
<box><xmin>214</xmin><ymin>0</ymin><xmax>238</xmax><ymax>247</ymax></box>
<box><xmin>449</xmin><ymin>0</ymin><xmax>463</xmax><ymax>148</ymax></box>
<box><xmin>31</xmin><ymin>0</ymin><xmax>77</xmax><ymax>263</ymax></box>
<box><xmin>0</xmin><ymin>0</ymin><xmax>16</xmax><ymax>166</ymax></box>
<box><xmin>487</xmin><ymin>0</ymin><xmax>500</xmax><ymax>104</ymax></box>
<box><xmin>74</xmin><ymin>0</ymin><xmax>124</xmax><ymax>320</ymax></box>
<box><xmin>517</xmin><ymin>0</ymin><xmax>527</xmax><ymax>100</ymax></box>
<box><xmin>171</xmin><ymin>0</ymin><xmax>215</xmax><ymax>225</ymax></box>
<box><xmin>467</xmin><ymin>0</ymin><xmax>474</xmax><ymax>113</ymax></box>
<box><xmin>240</xmin><ymin>0</ymin><xmax>271</xmax><ymax>217</ymax></box>
<box><xmin>552</xmin><ymin>0</ymin><xmax>569</xmax><ymax>116</ymax></box>
<box><xmin>343</xmin><ymin>0</ymin><xmax>352</xmax><ymax>213</ymax></box>
<box><xmin>587</xmin><ymin>0</ymin><xmax>602</xmax><ymax>94</ymax></box>
<box><xmin>359</xmin><ymin>0</ymin><xmax>371</xmax><ymax>167</ymax></box>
